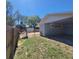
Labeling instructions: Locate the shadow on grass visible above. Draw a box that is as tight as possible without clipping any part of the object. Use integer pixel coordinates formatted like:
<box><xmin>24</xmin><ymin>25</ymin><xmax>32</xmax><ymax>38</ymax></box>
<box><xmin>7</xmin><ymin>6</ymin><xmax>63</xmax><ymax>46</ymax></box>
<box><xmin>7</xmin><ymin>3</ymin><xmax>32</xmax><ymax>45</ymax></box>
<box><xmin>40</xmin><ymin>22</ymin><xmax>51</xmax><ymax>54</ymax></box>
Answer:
<box><xmin>42</xmin><ymin>34</ymin><xmax>73</xmax><ymax>46</ymax></box>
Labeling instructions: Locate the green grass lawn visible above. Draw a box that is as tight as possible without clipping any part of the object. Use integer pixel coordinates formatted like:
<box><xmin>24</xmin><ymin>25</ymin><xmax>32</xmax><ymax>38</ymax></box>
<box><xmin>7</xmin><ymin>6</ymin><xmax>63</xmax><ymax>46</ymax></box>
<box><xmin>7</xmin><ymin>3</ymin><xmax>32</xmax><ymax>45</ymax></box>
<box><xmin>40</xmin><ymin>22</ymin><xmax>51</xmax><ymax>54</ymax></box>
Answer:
<box><xmin>14</xmin><ymin>36</ymin><xmax>72</xmax><ymax>59</ymax></box>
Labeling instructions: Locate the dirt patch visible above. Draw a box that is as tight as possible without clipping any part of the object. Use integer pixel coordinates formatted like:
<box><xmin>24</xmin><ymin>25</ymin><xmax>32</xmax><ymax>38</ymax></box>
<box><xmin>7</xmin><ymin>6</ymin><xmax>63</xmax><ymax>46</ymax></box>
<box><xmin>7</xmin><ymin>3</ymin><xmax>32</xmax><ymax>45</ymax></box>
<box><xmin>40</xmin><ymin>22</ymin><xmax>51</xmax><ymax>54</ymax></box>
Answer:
<box><xmin>27</xmin><ymin>32</ymin><xmax>40</xmax><ymax>38</ymax></box>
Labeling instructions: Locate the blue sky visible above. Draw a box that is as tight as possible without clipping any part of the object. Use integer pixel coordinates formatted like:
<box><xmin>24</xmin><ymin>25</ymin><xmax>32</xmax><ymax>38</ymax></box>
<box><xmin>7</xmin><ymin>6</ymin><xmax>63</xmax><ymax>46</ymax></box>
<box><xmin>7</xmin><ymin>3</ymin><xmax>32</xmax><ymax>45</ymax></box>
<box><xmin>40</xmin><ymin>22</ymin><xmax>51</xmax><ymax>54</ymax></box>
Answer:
<box><xmin>8</xmin><ymin>0</ymin><xmax>73</xmax><ymax>18</ymax></box>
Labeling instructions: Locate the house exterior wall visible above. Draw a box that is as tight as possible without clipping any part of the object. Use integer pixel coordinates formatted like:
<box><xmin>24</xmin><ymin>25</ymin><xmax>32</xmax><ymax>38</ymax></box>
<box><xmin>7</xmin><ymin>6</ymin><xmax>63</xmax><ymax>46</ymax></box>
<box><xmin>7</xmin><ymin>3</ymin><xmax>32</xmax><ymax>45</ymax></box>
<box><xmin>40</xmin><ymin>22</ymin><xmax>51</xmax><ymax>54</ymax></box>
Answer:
<box><xmin>45</xmin><ymin>16</ymin><xmax>71</xmax><ymax>24</ymax></box>
<box><xmin>40</xmin><ymin>14</ymin><xmax>72</xmax><ymax>25</ymax></box>
<box><xmin>39</xmin><ymin>24</ymin><xmax>45</xmax><ymax>36</ymax></box>
<box><xmin>39</xmin><ymin>13</ymin><xmax>73</xmax><ymax>36</ymax></box>
<box><xmin>40</xmin><ymin>17</ymin><xmax>73</xmax><ymax>36</ymax></box>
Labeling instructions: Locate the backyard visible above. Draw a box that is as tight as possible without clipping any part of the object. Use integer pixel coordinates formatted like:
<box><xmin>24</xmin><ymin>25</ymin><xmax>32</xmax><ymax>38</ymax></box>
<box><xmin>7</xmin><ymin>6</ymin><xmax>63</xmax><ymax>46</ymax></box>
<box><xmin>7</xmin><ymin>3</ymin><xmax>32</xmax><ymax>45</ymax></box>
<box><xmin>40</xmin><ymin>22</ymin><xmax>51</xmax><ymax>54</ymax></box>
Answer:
<box><xmin>14</xmin><ymin>32</ymin><xmax>72</xmax><ymax>59</ymax></box>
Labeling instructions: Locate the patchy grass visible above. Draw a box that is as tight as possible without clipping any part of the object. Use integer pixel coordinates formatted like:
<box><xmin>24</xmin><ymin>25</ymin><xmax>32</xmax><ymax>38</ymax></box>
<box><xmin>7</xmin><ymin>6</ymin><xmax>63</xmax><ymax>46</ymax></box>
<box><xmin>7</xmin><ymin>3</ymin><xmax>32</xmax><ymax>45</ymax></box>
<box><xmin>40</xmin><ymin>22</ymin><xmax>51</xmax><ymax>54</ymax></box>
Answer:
<box><xmin>14</xmin><ymin>36</ymin><xmax>72</xmax><ymax>59</ymax></box>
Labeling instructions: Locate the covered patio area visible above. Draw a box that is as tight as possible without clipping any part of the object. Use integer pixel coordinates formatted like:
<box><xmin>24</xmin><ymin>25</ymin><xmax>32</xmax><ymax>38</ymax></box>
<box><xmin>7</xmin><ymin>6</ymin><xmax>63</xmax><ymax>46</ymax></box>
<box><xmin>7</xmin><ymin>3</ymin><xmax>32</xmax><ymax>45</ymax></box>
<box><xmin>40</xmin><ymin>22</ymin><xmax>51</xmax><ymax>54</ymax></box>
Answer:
<box><xmin>44</xmin><ymin>17</ymin><xmax>73</xmax><ymax>46</ymax></box>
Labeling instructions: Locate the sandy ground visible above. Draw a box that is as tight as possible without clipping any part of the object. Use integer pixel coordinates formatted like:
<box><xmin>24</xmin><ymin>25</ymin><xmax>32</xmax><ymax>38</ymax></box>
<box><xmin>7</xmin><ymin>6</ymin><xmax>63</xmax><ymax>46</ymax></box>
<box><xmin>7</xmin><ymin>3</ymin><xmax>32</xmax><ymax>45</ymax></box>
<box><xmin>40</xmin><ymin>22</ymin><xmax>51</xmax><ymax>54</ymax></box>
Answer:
<box><xmin>18</xmin><ymin>32</ymin><xmax>40</xmax><ymax>46</ymax></box>
<box><xmin>28</xmin><ymin>32</ymin><xmax>40</xmax><ymax>38</ymax></box>
<box><xmin>20</xmin><ymin>32</ymin><xmax>40</xmax><ymax>38</ymax></box>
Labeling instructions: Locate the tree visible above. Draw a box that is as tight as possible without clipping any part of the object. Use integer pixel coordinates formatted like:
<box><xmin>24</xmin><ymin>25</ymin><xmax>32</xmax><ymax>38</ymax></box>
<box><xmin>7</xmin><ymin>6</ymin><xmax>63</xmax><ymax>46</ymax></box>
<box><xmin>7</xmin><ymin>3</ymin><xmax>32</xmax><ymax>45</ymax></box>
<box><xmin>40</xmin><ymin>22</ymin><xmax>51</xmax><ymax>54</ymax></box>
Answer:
<box><xmin>34</xmin><ymin>16</ymin><xmax>41</xmax><ymax>23</ymax></box>
<box><xmin>14</xmin><ymin>11</ymin><xmax>22</xmax><ymax>25</ymax></box>
<box><xmin>27</xmin><ymin>17</ymin><xmax>36</xmax><ymax>27</ymax></box>
<box><xmin>27</xmin><ymin>16</ymin><xmax>41</xmax><ymax>27</ymax></box>
<box><xmin>6</xmin><ymin>1</ymin><xmax>13</xmax><ymax>16</ymax></box>
<box><xmin>6</xmin><ymin>1</ymin><xmax>14</xmax><ymax>26</ymax></box>
<box><xmin>22</xmin><ymin>16</ymin><xmax>28</xmax><ymax>25</ymax></box>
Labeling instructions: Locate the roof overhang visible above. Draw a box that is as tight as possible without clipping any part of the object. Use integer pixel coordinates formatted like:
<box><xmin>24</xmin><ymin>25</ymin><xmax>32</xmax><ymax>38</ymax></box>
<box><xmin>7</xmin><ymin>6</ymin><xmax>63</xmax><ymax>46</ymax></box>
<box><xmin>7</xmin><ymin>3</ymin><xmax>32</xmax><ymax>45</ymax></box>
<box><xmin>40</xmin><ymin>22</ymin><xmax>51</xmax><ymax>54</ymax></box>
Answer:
<box><xmin>39</xmin><ymin>12</ymin><xmax>73</xmax><ymax>25</ymax></box>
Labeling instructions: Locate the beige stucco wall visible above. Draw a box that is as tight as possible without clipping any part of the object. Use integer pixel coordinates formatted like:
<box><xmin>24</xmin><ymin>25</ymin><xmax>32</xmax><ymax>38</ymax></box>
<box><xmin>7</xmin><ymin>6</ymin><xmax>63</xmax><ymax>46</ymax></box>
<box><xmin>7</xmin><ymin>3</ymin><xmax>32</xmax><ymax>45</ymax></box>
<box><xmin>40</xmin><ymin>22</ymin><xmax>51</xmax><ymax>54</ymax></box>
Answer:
<box><xmin>40</xmin><ymin>13</ymin><xmax>73</xmax><ymax>25</ymax></box>
<box><xmin>39</xmin><ymin>24</ymin><xmax>46</xmax><ymax>36</ymax></box>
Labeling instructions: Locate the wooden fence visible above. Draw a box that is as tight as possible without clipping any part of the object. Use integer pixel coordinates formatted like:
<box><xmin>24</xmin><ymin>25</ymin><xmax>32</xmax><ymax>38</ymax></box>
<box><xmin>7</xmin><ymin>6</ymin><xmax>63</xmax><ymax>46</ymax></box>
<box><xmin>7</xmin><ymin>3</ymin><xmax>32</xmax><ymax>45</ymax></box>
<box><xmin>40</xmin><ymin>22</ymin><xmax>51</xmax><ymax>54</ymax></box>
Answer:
<box><xmin>6</xmin><ymin>25</ymin><xmax>19</xmax><ymax>59</ymax></box>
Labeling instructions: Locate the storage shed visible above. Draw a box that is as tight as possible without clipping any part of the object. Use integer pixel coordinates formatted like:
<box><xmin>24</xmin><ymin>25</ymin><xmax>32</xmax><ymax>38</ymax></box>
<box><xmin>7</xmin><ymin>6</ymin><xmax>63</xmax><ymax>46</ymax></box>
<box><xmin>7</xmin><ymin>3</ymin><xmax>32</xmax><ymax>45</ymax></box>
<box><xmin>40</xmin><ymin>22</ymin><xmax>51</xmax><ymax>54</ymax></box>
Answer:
<box><xmin>39</xmin><ymin>12</ymin><xmax>73</xmax><ymax>36</ymax></box>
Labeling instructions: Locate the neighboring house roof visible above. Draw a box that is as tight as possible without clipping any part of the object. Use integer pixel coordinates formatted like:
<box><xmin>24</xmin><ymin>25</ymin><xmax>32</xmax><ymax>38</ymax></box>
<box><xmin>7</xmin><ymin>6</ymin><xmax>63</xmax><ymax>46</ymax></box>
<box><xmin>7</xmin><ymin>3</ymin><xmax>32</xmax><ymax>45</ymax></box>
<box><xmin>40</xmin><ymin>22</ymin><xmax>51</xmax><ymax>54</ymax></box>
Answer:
<box><xmin>39</xmin><ymin>12</ymin><xmax>73</xmax><ymax>25</ymax></box>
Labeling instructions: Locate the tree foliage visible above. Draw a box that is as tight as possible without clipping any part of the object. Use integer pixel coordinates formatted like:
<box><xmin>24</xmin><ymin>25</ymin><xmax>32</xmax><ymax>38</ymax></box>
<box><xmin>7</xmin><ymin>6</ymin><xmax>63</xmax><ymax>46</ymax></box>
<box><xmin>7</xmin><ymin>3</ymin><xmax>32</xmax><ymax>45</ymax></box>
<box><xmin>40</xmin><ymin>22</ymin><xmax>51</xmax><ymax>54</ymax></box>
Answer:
<box><xmin>6</xmin><ymin>1</ymin><xmax>14</xmax><ymax>26</ymax></box>
<box><xmin>6</xmin><ymin>1</ymin><xmax>13</xmax><ymax>16</ymax></box>
<box><xmin>23</xmin><ymin>16</ymin><xmax>41</xmax><ymax>27</ymax></box>
<box><xmin>14</xmin><ymin>11</ymin><xmax>22</xmax><ymax>24</ymax></box>
<box><xmin>6</xmin><ymin>1</ymin><xmax>41</xmax><ymax>27</ymax></box>
<box><xmin>22</xmin><ymin>16</ymin><xmax>28</xmax><ymax>25</ymax></box>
